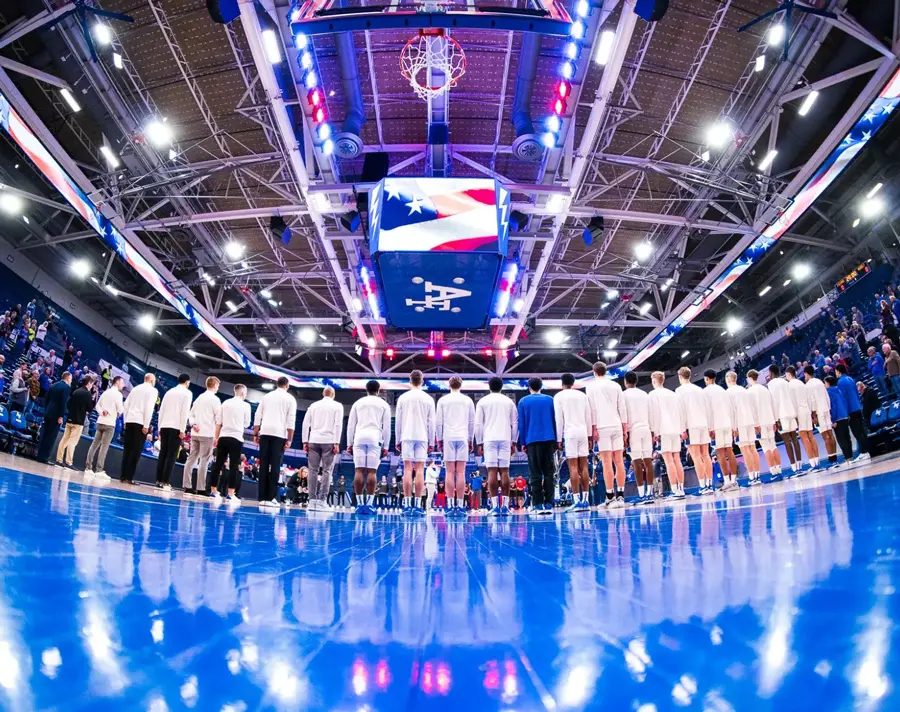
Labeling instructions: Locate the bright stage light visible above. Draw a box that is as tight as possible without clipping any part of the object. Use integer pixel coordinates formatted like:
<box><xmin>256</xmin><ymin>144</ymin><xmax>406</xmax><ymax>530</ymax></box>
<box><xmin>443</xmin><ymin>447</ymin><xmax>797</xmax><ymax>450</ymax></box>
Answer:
<box><xmin>299</xmin><ymin>327</ymin><xmax>316</xmax><ymax>344</ymax></box>
<box><xmin>792</xmin><ymin>263</ymin><xmax>811</xmax><ymax>281</ymax></box>
<box><xmin>225</xmin><ymin>241</ymin><xmax>245</xmax><ymax>260</ymax></box>
<box><xmin>259</xmin><ymin>337</ymin><xmax>270</xmax><ymax>347</ymax></box>
<box><xmin>638</xmin><ymin>302</ymin><xmax>651</xmax><ymax>315</ymax></box>
<box><xmin>138</xmin><ymin>314</ymin><xmax>155</xmax><ymax>332</ymax></box>
<box><xmin>268</xmin><ymin>348</ymin><xmax>283</xmax><ymax>356</ymax></box>
<box><xmin>767</xmin><ymin>24</ymin><xmax>785</xmax><ymax>46</ymax></box>
<box><xmin>144</xmin><ymin>120</ymin><xmax>173</xmax><ymax>148</ymax></box>
<box><xmin>513</xmin><ymin>297</ymin><xmax>525</xmax><ymax>313</ymax></box>
<box><xmin>867</xmin><ymin>183</ymin><xmax>884</xmax><ymax>198</ymax></box>
<box><xmin>758</xmin><ymin>149</ymin><xmax>778</xmax><ymax>172</ymax></box>
<box><xmin>0</xmin><ymin>193</ymin><xmax>23</xmax><ymax>215</ymax></box>
<box><xmin>113</xmin><ymin>52</ymin><xmax>123</xmax><ymax>69</ymax></box>
<box><xmin>634</xmin><ymin>241</ymin><xmax>653</xmax><ymax>262</ymax></box>
<box><xmin>59</xmin><ymin>88</ymin><xmax>81</xmax><ymax>113</ymax></box>
<box><xmin>262</xmin><ymin>382</ymin><xmax>275</xmax><ymax>390</ymax></box>
<box><xmin>755</xmin><ymin>55</ymin><xmax>765</xmax><ymax>72</ymax></box>
<box><xmin>607</xmin><ymin>338</ymin><xmax>618</xmax><ymax>349</ymax></box>
<box><xmin>262</xmin><ymin>29</ymin><xmax>282</xmax><ymax>64</ymax></box>
<box><xmin>100</xmin><ymin>145</ymin><xmax>119</xmax><ymax>169</ymax></box>
<box><xmin>70</xmin><ymin>259</ymin><xmax>91</xmax><ymax>279</ymax></box>
<box><xmin>860</xmin><ymin>195</ymin><xmax>885</xmax><ymax>219</ymax></box>
<box><xmin>259</xmin><ymin>289</ymin><xmax>273</xmax><ymax>299</ymax></box>
<box><xmin>225</xmin><ymin>300</ymin><xmax>238</xmax><ymax>312</ymax></box>
<box><xmin>681</xmin><ymin>350</ymin><xmax>690</xmax><ymax>358</ymax></box>
<box><xmin>93</xmin><ymin>24</ymin><xmax>113</xmax><ymax>46</ymax></box>
<box><xmin>594</xmin><ymin>30</ymin><xmax>615</xmax><ymax>65</ymax></box>
<box><xmin>725</xmin><ymin>316</ymin><xmax>742</xmax><ymax>334</ymax></box>
<box><xmin>545</xmin><ymin>329</ymin><xmax>566</xmax><ymax>346</ymax></box>
<box><xmin>798</xmin><ymin>90</ymin><xmax>819</xmax><ymax>116</ymax></box>
<box><xmin>705</xmin><ymin>120</ymin><xmax>733</xmax><ymax>150</ymax></box>
<box><xmin>759</xmin><ymin>285</ymin><xmax>771</xmax><ymax>296</ymax></box>
<box><xmin>606</xmin><ymin>289</ymin><xmax>618</xmax><ymax>299</ymax></box>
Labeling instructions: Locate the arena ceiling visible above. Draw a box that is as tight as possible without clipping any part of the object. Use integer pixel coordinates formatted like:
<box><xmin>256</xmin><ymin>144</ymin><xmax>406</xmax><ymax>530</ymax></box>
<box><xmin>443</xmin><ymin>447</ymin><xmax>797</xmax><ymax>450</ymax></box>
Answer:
<box><xmin>0</xmin><ymin>0</ymin><xmax>898</xmax><ymax>388</ymax></box>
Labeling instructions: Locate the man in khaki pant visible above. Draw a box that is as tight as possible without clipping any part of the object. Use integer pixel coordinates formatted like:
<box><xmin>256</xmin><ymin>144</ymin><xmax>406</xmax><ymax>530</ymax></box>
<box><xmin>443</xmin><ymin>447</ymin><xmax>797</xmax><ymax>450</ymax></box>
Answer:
<box><xmin>56</xmin><ymin>375</ymin><xmax>95</xmax><ymax>468</ymax></box>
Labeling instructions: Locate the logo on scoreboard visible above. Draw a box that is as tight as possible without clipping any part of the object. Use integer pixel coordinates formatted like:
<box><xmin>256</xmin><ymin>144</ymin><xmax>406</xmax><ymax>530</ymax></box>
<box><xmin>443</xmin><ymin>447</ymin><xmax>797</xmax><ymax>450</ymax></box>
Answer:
<box><xmin>405</xmin><ymin>277</ymin><xmax>473</xmax><ymax>313</ymax></box>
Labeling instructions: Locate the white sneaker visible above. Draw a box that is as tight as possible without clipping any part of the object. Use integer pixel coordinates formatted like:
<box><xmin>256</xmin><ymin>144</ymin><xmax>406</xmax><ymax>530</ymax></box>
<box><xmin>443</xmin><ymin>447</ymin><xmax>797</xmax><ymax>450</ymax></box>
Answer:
<box><xmin>226</xmin><ymin>495</ymin><xmax>241</xmax><ymax>506</ymax></box>
<box><xmin>93</xmin><ymin>472</ymin><xmax>111</xmax><ymax>483</ymax></box>
<box><xmin>318</xmin><ymin>500</ymin><xmax>334</xmax><ymax>511</ymax></box>
<box><xmin>269</xmin><ymin>499</ymin><xmax>279</xmax><ymax>508</ymax></box>
<box><xmin>853</xmin><ymin>452</ymin><xmax>871</xmax><ymax>463</ymax></box>
<box><xmin>211</xmin><ymin>491</ymin><xmax>223</xmax><ymax>501</ymax></box>
<box><xmin>83</xmin><ymin>469</ymin><xmax>95</xmax><ymax>480</ymax></box>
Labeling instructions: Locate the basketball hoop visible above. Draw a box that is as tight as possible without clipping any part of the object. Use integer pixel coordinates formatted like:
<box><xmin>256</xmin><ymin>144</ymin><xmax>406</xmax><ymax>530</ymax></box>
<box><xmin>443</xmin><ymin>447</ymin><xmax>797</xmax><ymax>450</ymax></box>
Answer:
<box><xmin>400</xmin><ymin>29</ymin><xmax>466</xmax><ymax>101</ymax></box>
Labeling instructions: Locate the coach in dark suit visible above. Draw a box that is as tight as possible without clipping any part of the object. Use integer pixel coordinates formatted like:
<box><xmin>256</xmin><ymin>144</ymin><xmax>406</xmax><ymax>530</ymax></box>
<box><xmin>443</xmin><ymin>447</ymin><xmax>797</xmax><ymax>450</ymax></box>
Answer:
<box><xmin>36</xmin><ymin>372</ymin><xmax>73</xmax><ymax>463</ymax></box>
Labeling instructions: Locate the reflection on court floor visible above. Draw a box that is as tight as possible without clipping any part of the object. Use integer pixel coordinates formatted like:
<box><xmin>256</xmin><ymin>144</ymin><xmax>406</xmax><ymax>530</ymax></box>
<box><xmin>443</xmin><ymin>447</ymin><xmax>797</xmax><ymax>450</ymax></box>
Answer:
<box><xmin>0</xmin><ymin>460</ymin><xmax>895</xmax><ymax>710</ymax></box>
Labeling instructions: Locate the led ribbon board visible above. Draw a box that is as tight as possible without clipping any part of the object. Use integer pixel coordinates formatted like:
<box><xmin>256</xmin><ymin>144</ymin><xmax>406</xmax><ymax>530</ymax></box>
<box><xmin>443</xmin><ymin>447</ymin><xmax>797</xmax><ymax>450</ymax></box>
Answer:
<box><xmin>369</xmin><ymin>177</ymin><xmax>510</xmax><ymax>330</ymax></box>
<box><xmin>622</xmin><ymin>66</ymin><xmax>900</xmax><ymax>374</ymax></box>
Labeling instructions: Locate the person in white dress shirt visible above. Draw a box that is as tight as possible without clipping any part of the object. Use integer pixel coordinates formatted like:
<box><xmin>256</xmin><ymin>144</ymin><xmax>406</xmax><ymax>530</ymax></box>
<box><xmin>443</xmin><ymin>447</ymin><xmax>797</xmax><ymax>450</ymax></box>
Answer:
<box><xmin>726</xmin><ymin>370</ymin><xmax>761</xmax><ymax>484</ymax></box>
<box><xmin>119</xmin><ymin>373</ymin><xmax>158</xmax><ymax>484</ymax></box>
<box><xmin>474</xmin><ymin>376</ymin><xmax>518</xmax><ymax>514</ymax></box>
<box><xmin>210</xmin><ymin>383</ymin><xmax>251</xmax><ymax>503</ymax></box>
<box><xmin>786</xmin><ymin>365</ymin><xmax>819</xmax><ymax>471</ymax></box>
<box><xmin>395</xmin><ymin>370</ymin><xmax>436</xmax><ymax>514</ymax></box>
<box><xmin>301</xmin><ymin>386</ymin><xmax>345</xmax><ymax>507</ymax></box>
<box><xmin>703</xmin><ymin>369</ymin><xmax>738</xmax><ymax>491</ymax></box>
<box><xmin>347</xmin><ymin>379</ymin><xmax>392</xmax><ymax>515</ymax></box>
<box><xmin>253</xmin><ymin>376</ymin><xmax>298</xmax><ymax>507</ymax></box>
<box><xmin>585</xmin><ymin>361</ymin><xmax>629</xmax><ymax>507</ymax></box>
<box><xmin>747</xmin><ymin>369</ymin><xmax>782</xmax><ymax>478</ymax></box>
<box><xmin>553</xmin><ymin>373</ymin><xmax>592</xmax><ymax>511</ymax></box>
<box><xmin>435</xmin><ymin>375</ymin><xmax>475</xmax><ymax>515</ymax></box>
<box><xmin>154</xmin><ymin>373</ymin><xmax>192</xmax><ymax>490</ymax></box>
<box><xmin>675</xmin><ymin>367</ymin><xmax>714</xmax><ymax>494</ymax></box>
<box><xmin>648</xmin><ymin>371</ymin><xmax>686</xmax><ymax>498</ymax></box>
<box><xmin>804</xmin><ymin>365</ymin><xmax>837</xmax><ymax>467</ymax></box>
<box><xmin>84</xmin><ymin>375</ymin><xmax>125</xmax><ymax>481</ymax></box>
<box><xmin>623</xmin><ymin>372</ymin><xmax>654</xmax><ymax>500</ymax></box>
<box><xmin>183</xmin><ymin>376</ymin><xmax>222</xmax><ymax>495</ymax></box>
<box><xmin>767</xmin><ymin>364</ymin><xmax>801</xmax><ymax>475</ymax></box>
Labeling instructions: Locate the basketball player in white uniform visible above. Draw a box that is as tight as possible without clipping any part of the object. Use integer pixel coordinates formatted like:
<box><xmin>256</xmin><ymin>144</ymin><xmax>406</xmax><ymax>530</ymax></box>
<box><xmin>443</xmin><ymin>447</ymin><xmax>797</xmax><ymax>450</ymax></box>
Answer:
<box><xmin>786</xmin><ymin>365</ymin><xmax>819</xmax><ymax>470</ymax></box>
<box><xmin>585</xmin><ymin>361</ymin><xmax>628</xmax><ymax>507</ymax></box>
<box><xmin>553</xmin><ymin>372</ymin><xmax>592</xmax><ymax>512</ymax></box>
<box><xmin>346</xmin><ymin>379</ymin><xmax>392</xmax><ymax>515</ymax></box>
<box><xmin>726</xmin><ymin>370</ymin><xmax>761</xmax><ymax>484</ymax></box>
<box><xmin>675</xmin><ymin>367</ymin><xmax>714</xmax><ymax>494</ymax></box>
<box><xmin>435</xmin><ymin>375</ymin><xmax>475</xmax><ymax>517</ymax></box>
<box><xmin>703</xmin><ymin>369</ymin><xmax>738</xmax><ymax>491</ymax></box>
<box><xmin>474</xmin><ymin>376</ymin><xmax>518</xmax><ymax>516</ymax></box>
<box><xmin>747</xmin><ymin>369</ymin><xmax>781</xmax><ymax>478</ymax></box>
<box><xmin>394</xmin><ymin>369</ymin><xmax>436</xmax><ymax>516</ymax></box>
<box><xmin>623</xmin><ymin>372</ymin><xmax>654</xmax><ymax>501</ymax></box>
<box><xmin>648</xmin><ymin>371</ymin><xmax>687</xmax><ymax>498</ymax></box>
<box><xmin>803</xmin><ymin>365</ymin><xmax>837</xmax><ymax>468</ymax></box>
<box><xmin>767</xmin><ymin>364</ymin><xmax>801</xmax><ymax>476</ymax></box>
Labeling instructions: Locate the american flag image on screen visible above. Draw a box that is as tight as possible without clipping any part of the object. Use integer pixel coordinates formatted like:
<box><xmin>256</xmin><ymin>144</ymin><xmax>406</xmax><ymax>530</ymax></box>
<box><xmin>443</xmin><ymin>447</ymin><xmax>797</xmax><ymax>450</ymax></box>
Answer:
<box><xmin>371</xmin><ymin>178</ymin><xmax>508</xmax><ymax>253</ymax></box>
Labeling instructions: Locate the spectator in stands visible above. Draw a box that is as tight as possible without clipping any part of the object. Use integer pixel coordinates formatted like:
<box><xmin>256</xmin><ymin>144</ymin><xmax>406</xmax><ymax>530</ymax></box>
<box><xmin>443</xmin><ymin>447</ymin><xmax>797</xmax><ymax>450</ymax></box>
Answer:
<box><xmin>85</xmin><ymin>375</ymin><xmax>124</xmax><ymax>481</ymax></box>
<box><xmin>45</xmin><ymin>350</ymin><xmax>56</xmax><ymax>376</ymax></box>
<box><xmin>867</xmin><ymin>346</ymin><xmax>888</xmax><ymax>397</ymax></box>
<box><xmin>35</xmin><ymin>372</ymin><xmax>72</xmax><ymax>463</ymax></box>
<box><xmin>9</xmin><ymin>365</ymin><xmax>29</xmax><ymax>413</ymax></box>
<box><xmin>101</xmin><ymin>364</ymin><xmax>111</xmax><ymax>392</ymax></box>
<box><xmin>834</xmin><ymin>364</ymin><xmax>870</xmax><ymax>463</ymax></box>
<box><xmin>61</xmin><ymin>345</ymin><xmax>74</xmax><ymax>371</ymax></box>
<box><xmin>56</xmin><ymin>375</ymin><xmax>95</xmax><ymax>468</ymax></box>
<box><xmin>858</xmin><ymin>382</ymin><xmax>881</xmax><ymax>430</ymax></box>
<box><xmin>882</xmin><ymin>343</ymin><xmax>900</xmax><ymax>397</ymax></box>
<box><xmin>35</xmin><ymin>319</ymin><xmax>47</xmax><ymax>347</ymax></box>
<box><xmin>120</xmin><ymin>373</ymin><xmax>159</xmax><ymax>484</ymax></box>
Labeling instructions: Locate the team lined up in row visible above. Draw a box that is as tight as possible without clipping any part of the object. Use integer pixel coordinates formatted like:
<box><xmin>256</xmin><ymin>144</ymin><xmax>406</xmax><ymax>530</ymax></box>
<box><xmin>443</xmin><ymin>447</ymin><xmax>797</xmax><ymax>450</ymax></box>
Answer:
<box><xmin>308</xmin><ymin>359</ymin><xmax>870</xmax><ymax>517</ymax></box>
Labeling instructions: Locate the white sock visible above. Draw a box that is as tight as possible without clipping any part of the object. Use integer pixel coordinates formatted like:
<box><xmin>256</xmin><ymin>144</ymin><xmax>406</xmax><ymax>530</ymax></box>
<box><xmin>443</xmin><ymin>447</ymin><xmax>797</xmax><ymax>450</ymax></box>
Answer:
<box><xmin>491</xmin><ymin>496</ymin><xmax>499</xmax><ymax>509</ymax></box>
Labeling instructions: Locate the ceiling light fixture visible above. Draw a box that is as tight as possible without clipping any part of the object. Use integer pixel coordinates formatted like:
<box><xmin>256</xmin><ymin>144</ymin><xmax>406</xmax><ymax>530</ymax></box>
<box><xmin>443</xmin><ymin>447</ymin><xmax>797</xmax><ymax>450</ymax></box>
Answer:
<box><xmin>225</xmin><ymin>300</ymin><xmax>238</xmax><ymax>312</ymax></box>
<box><xmin>766</xmin><ymin>23</ymin><xmax>785</xmax><ymax>46</ymax></box>
<box><xmin>262</xmin><ymin>29</ymin><xmax>282</xmax><ymax>64</ymax></box>
<box><xmin>113</xmin><ymin>52</ymin><xmax>123</xmax><ymax>69</ymax></box>
<box><xmin>99</xmin><ymin>145</ymin><xmax>120</xmax><ymax>169</ymax></box>
<box><xmin>783</xmin><ymin>278</ymin><xmax>792</xmax><ymax>287</ymax></box>
<box><xmin>792</xmin><ymin>263</ymin><xmax>811</xmax><ymax>281</ymax></box>
<box><xmin>259</xmin><ymin>337</ymin><xmax>270</xmax><ymax>347</ymax></box>
<box><xmin>545</xmin><ymin>329</ymin><xmax>566</xmax><ymax>346</ymax></box>
<box><xmin>754</xmin><ymin>55</ymin><xmax>765</xmax><ymax>72</ymax></box>
<box><xmin>634</xmin><ymin>241</ymin><xmax>653</xmax><ymax>261</ymax></box>
<box><xmin>259</xmin><ymin>289</ymin><xmax>273</xmax><ymax>299</ymax></box>
<box><xmin>798</xmin><ymin>90</ymin><xmax>819</xmax><ymax>117</ymax></box>
<box><xmin>681</xmin><ymin>350</ymin><xmax>690</xmax><ymax>358</ymax></box>
<box><xmin>59</xmin><ymin>88</ymin><xmax>81</xmax><ymax>113</ymax></box>
<box><xmin>638</xmin><ymin>302</ymin><xmax>651</xmax><ymax>315</ymax></box>
<box><xmin>594</xmin><ymin>30</ymin><xmax>615</xmax><ymax>65</ymax></box>
<box><xmin>138</xmin><ymin>314</ymin><xmax>155</xmax><ymax>332</ymax></box>
<box><xmin>299</xmin><ymin>327</ymin><xmax>316</xmax><ymax>345</ymax></box>
<box><xmin>705</xmin><ymin>120</ymin><xmax>734</xmax><ymax>150</ymax></box>
<box><xmin>0</xmin><ymin>193</ymin><xmax>23</xmax><ymax>215</ymax></box>
<box><xmin>867</xmin><ymin>183</ymin><xmax>884</xmax><ymax>199</ymax></box>
<box><xmin>144</xmin><ymin>119</ymin><xmax>173</xmax><ymax>148</ymax></box>
<box><xmin>758</xmin><ymin>149</ymin><xmax>778</xmax><ymax>172</ymax></box>
<box><xmin>759</xmin><ymin>285</ymin><xmax>771</xmax><ymax>296</ymax></box>
<box><xmin>93</xmin><ymin>24</ymin><xmax>113</xmax><ymax>46</ymax></box>
<box><xmin>70</xmin><ymin>259</ymin><xmax>91</xmax><ymax>279</ymax></box>
<box><xmin>725</xmin><ymin>316</ymin><xmax>742</xmax><ymax>334</ymax></box>
<box><xmin>224</xmin><ymin>241</ymin><xmax>245</xmax><ymax>260</ymax></box>
<box><xmin>860</xmin><ymin>195</ymin><xmax>885</xmax><ymax>219</ymax></box>
<box><xmin>269</xmin><ymin>348</ymin><xmax>283</xmax><ymax>356</ymax></box>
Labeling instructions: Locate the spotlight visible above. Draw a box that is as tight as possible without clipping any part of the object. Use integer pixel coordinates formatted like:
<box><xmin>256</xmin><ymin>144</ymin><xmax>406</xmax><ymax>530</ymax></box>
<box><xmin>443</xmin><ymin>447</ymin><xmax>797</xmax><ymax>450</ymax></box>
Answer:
<box><xmin>606</xmin><ymin>289</ymin><xmax>619</xmax><ymax>299</ymax></box>
<box><xmin>725</xmin><ymin>316</ymin><xmax>742</xmax><ymax>333</ymax></box>
<box><xmin>754</xmin><ymin>55</ymin><xmax>765</xmax><ymax>72</ymax></box>
<box><xmin>594</xmin><ymin>30</ymin><xmax>615</xmax><ymax>65</ymax></box>
<box><xmin>681</xmin><ymin>350</ymin><xmax>690</xmax><ymax>359</ymax></box>
<box><xmin>259</xmin><ymin>337</ymin><xmax>270</xmax><ymax>347</ymax></box>
<box><xmin>323</xmin><ymin>139</ymin><xmax>335</xmax><ymax>156</ymax></box>
<box><xmin>607</xmin><ymin>338</ymin><xmax>618</xmax><ymax>349</ymax></box>
<box><xmin>262</xmin><ymin>29</ymin><xmax>282</xmax><ymax>64</ymax></box>
<box><xmin>367</xmin><ymin>337</ymin><xmax>376</xmax><ymax>349</ymax></box>
<box><xmin>70</xmin><ymin>259</ymin><xmax>91</xmax><ymax>278</ymax></box>
<box><xmin>144</xmin><ymin>120</ymin><xmax>173</xmax><ymax>148</ymax></box>
<box><xmin>634</xmin><ymin>241</ymin><xmax>653</xmax><ymax>262</ymax></box>
<box><xmin>351</xmin><ymin>297</ymin><xmax>363</xmax><ymax>313</ymax></box>
<box><xmin>759</xmin><ymin>285</ymin><xmax>772</xmax><ymax>296</ymax></box>
<box><xmin>0</xmin><ymin>193</ymin><xmax>23</xmax><ymax>215</ymax></box>
<box><xmin>138</xmin><ymin>314</ymin><xmax>155</xmax><ymax>332</ymax></box>
<box><xmin>791</xmin><ymin>263</ymin><xmax>811</xmax><ymax>281</ymax></box>
<box><xmin>385</xmin><ymin>347</ymin><xmax>395</xmax><ymax>359</ymax></box>
<box><xmin>758</xmin><ymin>150</ymin><xmax>778</xmax><ymax>172</ymax></box>
<box><xmin>603</xmin><ymin>350</ymin><xmax>617</xmax><ymax>360</ymax></box>
<box><xmin>513</xmin><ymin>298</ymin><xmax>525</xmax><ymax>313</ymax></box>
<box><xmin>638</xmin><ymin>302</ymin><xmax>651</xmax><ymax>315</ymax></box>
<box><xmin>544</xmin><ymin>329</ymin><xmax>566</xmax><ymax>346</ymax></box>
<box><xmin>297</xmin><ymin>327</ymin><xmax>315</xmax><ymax>345</ymax></box>
<box><xmin>441</xmin><ymin>348</ymin><xmax>451</xmax><ymax>358</ymax></box>
<box><xmin>484</xmin><ymin>348</ymin><xmax>494</xmax><ymax>357</ymax></box>
<box><xmin>100</xmin><ymin>145</ymin><xmax>120</xmax><ymax>169</ymax></box>
<box><xmin>262</xmin><ymin>382</ymin><xmax>275</xmax><ymax>390</ymax></box>
<box><xmin>541</xmin><ymin>133</ymin><xmax>556</xmax><ymax>149</ymax></box>
<box><xmin>767</xmin><ymin>23</ymin><xmax>785</xmax><ymax>46</ymax></box>
<box><xmin>93</xmin><ymin>24</ymin><xmax>113</xmax><ymax>46</ymax></box>
<box><xmin>225</xmin><ymin>241</ymin><xmax>245</xmax><ymax>260</ymax></box>
<box><xmin>294</xmin><ymin>33</ymin><xmax>308</xmax><ymax>50</ymax></box>
<box><xmin>860</xmin><ymin>196</ymin><xmax>885</xmax><ymax>219</ymax></box>
<box><xmin>260</xmin><ymin>289</ymin><xmax>273</xmax><ymax>299</ymax></box>
<box><xmin>570</xmin><ymin>21</ymin><xmax>585</xmax><ymax>39</ymax></box>
<box><xmin>59</xmin><ymin>88</ymin><xmax>81</xmax><ymax>113</ymax></box>
<box><xmin>269</xmin><ymin>348</ymin><xmax>284</xmax><ymax>356</ymax></box>
<box><xmin>705</xmin><ymin>120</ymin><xmax>733</xmax><ymax>150</ymax></box>
<box><xmin>113</xmin><ymin>52</ymin><xmax>123</xmax><ymax>69</ymax></box>
<box><xmin>427</xmin><ymin>347</ymin><xmax>436</xmax><ymax>358</ymax></box>
<box><xmin>225</xmin><ymin>300</ymin><xmax>238</xmax><ymax>312</ymax></box>
<box><xmin>575</xmin><ymin>0</ymin><xmax>589</xmax><ymax>18</ymax></box>
<box><xmin>798</xmin><ymin>90</ymin><xmax>819</xmax><ymax>117</ymax></box>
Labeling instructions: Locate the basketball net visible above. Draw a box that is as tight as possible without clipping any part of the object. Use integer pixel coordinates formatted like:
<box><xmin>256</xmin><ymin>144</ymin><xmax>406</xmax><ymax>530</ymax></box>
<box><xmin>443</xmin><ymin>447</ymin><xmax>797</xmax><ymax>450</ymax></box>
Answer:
<box><xmin>400</xmin><ymin>29</ymin><xmax>466</xmax><ymax>102</ymax></box>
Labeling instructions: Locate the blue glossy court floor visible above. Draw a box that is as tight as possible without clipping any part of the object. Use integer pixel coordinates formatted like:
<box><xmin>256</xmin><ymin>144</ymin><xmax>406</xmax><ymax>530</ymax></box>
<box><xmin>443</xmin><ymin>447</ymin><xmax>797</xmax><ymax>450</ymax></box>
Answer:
<box><xmin>1</xmin><ymin>454</ymin><xmax>899</xmax><ymax>711</ymax></box>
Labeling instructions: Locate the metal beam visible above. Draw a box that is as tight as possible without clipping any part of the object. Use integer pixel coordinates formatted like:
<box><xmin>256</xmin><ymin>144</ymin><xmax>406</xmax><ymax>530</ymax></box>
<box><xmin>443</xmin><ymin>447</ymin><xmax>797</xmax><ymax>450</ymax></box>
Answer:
<box><xmin>0</xmin><ymin>57</ymin><xmax>70</xmax><ymax>90</ymax></box>
<box><xmin>779</xmin><ymin>57</ymin><xmax>885</xmax><ymax>104</ymax></box>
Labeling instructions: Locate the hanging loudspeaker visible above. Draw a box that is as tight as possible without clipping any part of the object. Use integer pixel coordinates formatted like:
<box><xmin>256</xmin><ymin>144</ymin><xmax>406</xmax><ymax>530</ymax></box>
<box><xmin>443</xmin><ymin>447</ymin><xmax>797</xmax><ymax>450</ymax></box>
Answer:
<box><xmin>634</xmin><ymin>0</ymin><xmax>669</xmax><ymax>22</ymax></box>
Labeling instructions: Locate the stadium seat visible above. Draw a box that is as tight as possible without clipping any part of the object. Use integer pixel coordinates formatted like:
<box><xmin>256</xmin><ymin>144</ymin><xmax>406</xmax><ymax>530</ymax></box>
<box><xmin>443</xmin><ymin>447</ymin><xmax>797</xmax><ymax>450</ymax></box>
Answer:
<box><xmin>888</xmin><ymin>401</ymin><xmax>900</xmax><ymax>423</ymax></box>
<box><xmin>871</xmin><ymin>408</ymin><xmax>887</xmax><ymax>430</ymax></box>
